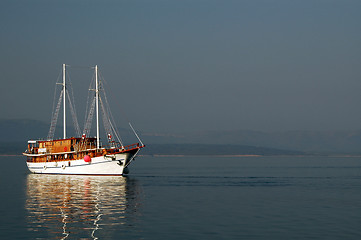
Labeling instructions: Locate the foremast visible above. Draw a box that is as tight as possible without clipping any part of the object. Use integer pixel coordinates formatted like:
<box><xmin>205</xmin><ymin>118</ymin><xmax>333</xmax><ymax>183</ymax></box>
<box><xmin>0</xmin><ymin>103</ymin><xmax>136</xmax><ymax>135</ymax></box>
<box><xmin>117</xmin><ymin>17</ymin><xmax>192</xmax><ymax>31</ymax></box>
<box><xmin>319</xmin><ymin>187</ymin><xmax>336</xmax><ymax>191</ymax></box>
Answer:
<box><xmin>62</xmin><ymin>63</ymin><xmax>66</xmax><ymax>139</ymax></box>
<box><xmin>95</xmin><ymin>65</ymin><xmax>100</xmax><ymax>149</ymax></box>
<box><xmin>55</xmin><ymin>63</ymin><xmax>67</xmax><ymax>139</ymax></box>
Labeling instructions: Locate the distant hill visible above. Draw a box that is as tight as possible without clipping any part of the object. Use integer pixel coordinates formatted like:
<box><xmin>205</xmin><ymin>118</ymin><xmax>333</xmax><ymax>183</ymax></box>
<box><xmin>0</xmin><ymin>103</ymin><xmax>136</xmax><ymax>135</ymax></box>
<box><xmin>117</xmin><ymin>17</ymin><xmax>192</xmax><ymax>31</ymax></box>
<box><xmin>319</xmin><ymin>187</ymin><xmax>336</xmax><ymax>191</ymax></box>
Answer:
<box><xmin>141</xmin><ymin>129</ymin><xmax>361</xmax><ymax>154</ymax></box>
<box><xmin>142</xmin><ymin>144</ymin><xmax>303</xmax><ymax>156</ymax></box>
<box><xmin>184</xmin><ymin>129</ymin><xmax>361</xmax><ymax>154</ymax></box>
<box><xmin>0</xmin><ymin>119</ymin><xmax>139</xmax><ymax>143</ymax></box>
<box><xmin>2</xmin><ymin>118</ymin><xmax>361</xmax><ymax>155</ymax></box>
<box><xmin>2</xmin><ymin>142</ymin><xmax>303</xmax><ymax>156</ymax></box>
<box><xmin>0</xmin><ymin>119</ymin><xmax>49</xmax><ymax>142</ymax></box>
<box><xmin>0</xmin><ymin>141</ymin><xmax>25</xmax><ymax>155</ymax></box>
<box><xmin>2</xmin><ymin>138</ymin><xmax>303</xmax><ymax>156</ymax></box>
<box><xmin>0</xmin><ymin>119</ymin><xmax>303</xmax><ymax>156</ymax></box>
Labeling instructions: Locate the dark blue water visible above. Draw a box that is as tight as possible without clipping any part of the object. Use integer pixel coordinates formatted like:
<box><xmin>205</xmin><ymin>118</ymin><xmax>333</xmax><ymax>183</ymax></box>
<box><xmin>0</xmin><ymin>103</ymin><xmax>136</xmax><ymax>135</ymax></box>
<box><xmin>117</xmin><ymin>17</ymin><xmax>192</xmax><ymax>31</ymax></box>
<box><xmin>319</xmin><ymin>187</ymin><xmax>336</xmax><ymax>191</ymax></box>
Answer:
<box><xmin>1</xmin><ymin>155</ymin><xmax>361</xmax><ymax>239</ymax></box>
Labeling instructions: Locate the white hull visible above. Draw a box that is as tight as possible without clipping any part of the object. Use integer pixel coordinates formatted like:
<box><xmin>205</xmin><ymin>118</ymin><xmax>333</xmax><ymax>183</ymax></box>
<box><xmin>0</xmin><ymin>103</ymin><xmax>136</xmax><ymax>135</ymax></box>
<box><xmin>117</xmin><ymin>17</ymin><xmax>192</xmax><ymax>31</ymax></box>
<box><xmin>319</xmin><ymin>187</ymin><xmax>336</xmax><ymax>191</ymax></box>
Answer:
<box><xmin>27</xmin><ymin>153</ymin><xmax>132</xmax><ymax>175</ymax></box>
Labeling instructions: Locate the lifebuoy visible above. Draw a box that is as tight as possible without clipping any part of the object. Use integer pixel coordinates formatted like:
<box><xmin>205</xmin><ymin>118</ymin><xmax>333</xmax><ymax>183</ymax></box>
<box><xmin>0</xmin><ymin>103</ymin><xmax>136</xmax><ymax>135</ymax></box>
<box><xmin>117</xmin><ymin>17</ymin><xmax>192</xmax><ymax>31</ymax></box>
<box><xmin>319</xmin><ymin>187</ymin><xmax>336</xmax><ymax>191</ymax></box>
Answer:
<box><xmin>84</xmin><ymin>155</ymin><xmax>91</xmax><ymax>163</ymax></box>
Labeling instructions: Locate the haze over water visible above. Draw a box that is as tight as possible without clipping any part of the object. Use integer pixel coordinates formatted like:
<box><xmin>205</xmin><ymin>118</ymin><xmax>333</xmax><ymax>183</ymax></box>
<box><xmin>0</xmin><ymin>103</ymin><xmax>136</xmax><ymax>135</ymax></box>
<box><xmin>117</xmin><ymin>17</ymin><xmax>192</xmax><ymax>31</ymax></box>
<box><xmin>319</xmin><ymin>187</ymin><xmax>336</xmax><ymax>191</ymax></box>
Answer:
<box><xmin>1</xmin><ymin>0</ymin><xmax>361</xmax><ymax>133</ymax></box>
<box><xmin>1</xmin><ymin>155</ymin><xmax>361</xmax><ymax>239</ymax></box>
<box><xmin>2</xmin><ymin>1</ymin><xmax>361</xmax><ymax>239</ymax></box>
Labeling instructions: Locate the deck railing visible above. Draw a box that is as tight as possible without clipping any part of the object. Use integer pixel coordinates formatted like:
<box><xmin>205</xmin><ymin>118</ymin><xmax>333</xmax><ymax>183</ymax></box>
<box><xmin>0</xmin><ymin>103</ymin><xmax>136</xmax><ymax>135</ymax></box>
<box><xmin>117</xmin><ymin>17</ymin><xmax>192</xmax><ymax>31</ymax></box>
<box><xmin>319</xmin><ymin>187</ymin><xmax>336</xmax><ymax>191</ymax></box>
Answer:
<box><xmin>121</xmin><ymin>143</ymin><xmax>141</xmax><ymax>151</ymax></box>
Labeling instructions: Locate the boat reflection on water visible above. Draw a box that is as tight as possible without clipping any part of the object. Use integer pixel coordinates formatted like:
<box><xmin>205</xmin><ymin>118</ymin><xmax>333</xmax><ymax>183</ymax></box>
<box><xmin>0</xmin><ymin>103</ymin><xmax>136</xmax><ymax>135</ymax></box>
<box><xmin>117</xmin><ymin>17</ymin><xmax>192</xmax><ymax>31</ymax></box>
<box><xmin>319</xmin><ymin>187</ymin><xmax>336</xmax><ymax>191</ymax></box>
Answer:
<box><xmin>26</xmin><ymin>174</ymin><xmax>143</xmax><ymax>239</ymax></box>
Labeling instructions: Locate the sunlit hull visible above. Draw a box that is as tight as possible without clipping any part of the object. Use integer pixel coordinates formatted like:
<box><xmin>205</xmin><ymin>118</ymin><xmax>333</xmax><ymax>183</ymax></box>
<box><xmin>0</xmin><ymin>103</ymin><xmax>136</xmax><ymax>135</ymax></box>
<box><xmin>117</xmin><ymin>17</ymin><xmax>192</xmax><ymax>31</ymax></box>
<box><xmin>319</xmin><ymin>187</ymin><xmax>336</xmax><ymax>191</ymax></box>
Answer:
<box><xmin>26</xmin><ymin>153</ymin><xmax>134</xmax><ymax>175</ymax></box>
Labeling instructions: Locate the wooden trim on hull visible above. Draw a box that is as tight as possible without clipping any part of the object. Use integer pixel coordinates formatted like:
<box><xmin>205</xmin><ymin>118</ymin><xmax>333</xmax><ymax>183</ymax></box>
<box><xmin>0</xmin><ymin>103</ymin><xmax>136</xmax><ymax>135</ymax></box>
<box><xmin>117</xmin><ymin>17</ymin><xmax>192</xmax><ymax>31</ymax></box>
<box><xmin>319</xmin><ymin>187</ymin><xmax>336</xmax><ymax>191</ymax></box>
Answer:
<box><xmin>24</xmin><ymin>145</ymin><xmax>143</xmax><ymax>163</ymax></box>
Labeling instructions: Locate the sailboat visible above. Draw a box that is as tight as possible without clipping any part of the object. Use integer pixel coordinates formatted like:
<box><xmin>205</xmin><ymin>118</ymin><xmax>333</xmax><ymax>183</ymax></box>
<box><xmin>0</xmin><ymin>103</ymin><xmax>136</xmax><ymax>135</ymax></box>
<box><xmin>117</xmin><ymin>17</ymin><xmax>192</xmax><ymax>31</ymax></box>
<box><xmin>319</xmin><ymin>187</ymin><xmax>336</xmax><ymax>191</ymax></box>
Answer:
<box><xmin>23</xmin><ymin>64</ymin><xmax>145</xmax><ymax>175</ymax></box>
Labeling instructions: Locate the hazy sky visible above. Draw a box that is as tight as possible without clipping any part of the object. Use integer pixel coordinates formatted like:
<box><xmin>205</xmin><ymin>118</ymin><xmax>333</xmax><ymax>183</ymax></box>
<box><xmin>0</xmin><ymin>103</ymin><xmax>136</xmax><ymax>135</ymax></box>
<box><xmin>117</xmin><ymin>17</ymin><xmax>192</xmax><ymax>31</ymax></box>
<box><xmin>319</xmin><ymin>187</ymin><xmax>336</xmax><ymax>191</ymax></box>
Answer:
<box><xmin>1</xmin><ymin>0</ymin><xmax>361</xmax><ymax>133</ymax></box>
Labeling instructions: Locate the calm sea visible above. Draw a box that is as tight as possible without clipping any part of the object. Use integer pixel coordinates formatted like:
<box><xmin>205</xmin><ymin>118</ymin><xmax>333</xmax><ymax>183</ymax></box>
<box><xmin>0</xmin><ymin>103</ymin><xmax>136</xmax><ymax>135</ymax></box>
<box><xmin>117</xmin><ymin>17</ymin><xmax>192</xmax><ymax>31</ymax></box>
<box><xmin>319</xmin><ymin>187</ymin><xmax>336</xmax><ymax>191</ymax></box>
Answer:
<box><xmin>0</xmin><ymin>155</ymin><xmax>361</xmax><ymax>239</ymax></box>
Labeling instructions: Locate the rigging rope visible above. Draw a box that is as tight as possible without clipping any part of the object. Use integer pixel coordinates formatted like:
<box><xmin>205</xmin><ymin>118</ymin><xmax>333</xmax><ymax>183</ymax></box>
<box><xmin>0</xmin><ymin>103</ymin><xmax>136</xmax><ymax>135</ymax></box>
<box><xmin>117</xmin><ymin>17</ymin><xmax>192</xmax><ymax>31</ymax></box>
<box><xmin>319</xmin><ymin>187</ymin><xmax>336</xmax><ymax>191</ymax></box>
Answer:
<box><xmin>47</xmin><ymin>89</ymin><xmax>63</xmax><ymax>140</ymax></box>
<box><xmin>65</xmin><ymin>71</ymin><xmax>81</xmax><ymax>137</ymax></box>
<box><xmin>83</xmin><ymin>75</ymin><xmax>95</xmax><ymax>135</ymax></box>
<box><xmin>66</xmin><ymin>89</ymin><xmax>81</xmax><ymax>137</ymax></box>
<box><xmin>50</xmin><ymin>72</ymin><xmax>62</xmax><ymax>126</ymax></box>
<box><xmin>99</xmin><ymin>97</ymin><xmax>113</xmax><ymax>140</ymax></box>
<box><xmin>99</xmin><ymin>96</ymin><xmax>124</xmax><ymax>147</ymax></box>
<box><xmin>99</xmin><ymin>71</ymin><xmax>145</xmax><ymax>146</ymax></box>
<box><xmin>83</xmin><ymin>97</ymin><xmax>96</xmax><ymax>137</ymax></box>
<box><xmin>46</xmin><ymin>65</ymin><xmax>143</xmax><ymax>148</ymax></box>
<box><xmin>99</xmin><ymin>78</ymin><xmax>124</xmax><ymax>146</ymax></box>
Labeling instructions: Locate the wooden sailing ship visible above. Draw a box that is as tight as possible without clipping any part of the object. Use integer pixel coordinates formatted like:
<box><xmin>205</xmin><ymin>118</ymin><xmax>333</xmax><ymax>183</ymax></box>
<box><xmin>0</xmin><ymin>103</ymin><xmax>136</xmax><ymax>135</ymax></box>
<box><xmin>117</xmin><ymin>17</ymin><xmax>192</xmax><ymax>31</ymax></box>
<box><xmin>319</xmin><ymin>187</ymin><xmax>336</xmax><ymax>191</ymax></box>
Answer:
<box><xmin>23</xmin><ymin>64</ymin><xmax>144</xmax><ymax>175</ymax></box>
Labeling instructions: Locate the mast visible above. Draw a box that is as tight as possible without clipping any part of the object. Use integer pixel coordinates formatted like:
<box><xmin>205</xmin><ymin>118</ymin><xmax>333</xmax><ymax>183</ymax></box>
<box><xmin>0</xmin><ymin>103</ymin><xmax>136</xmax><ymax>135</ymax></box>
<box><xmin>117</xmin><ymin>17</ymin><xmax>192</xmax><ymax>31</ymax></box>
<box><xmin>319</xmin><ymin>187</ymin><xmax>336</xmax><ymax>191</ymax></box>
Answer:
<box><xmin>63</xmin><ymin>63</ymin><xmax>66</xmax><ymax>139</ymax></box>
<box><xmin>95</xmin><ymin>65</ymin><xmax>100</xmax><ymax>149</ymax></box>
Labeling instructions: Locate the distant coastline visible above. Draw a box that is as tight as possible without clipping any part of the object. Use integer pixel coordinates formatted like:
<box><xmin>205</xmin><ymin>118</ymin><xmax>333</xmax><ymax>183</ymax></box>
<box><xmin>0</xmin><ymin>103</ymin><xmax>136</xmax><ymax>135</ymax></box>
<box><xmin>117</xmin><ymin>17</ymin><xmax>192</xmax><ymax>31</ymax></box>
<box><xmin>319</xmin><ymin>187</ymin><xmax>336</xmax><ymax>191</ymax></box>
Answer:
<box><xmin>3</xmin><ymin>119</ymin><xmax>361</xmax><ymax>156</ymax></box>
<box><xmin>3</xmin><ymin>153</ymin><xmax>361</xmax><ymax>158</ymax></box>
<box><xmin>140</xmin><ymin>154</ymin><xmax>262</xmax><ymax>157</ymax></box>
<box><xmin>3</xmin><ymin>144</ymin><xmax>361</xmax><ymax>158</ymax></box>
<box><xmin>0</xmin><ymin>154</ymin><xmax>23</xmax><ymax>156</ymax></box>
<box><xmin>140</xmin><ymin>154</ymin><xmax>361</xmax><ymax>158</ymax></box>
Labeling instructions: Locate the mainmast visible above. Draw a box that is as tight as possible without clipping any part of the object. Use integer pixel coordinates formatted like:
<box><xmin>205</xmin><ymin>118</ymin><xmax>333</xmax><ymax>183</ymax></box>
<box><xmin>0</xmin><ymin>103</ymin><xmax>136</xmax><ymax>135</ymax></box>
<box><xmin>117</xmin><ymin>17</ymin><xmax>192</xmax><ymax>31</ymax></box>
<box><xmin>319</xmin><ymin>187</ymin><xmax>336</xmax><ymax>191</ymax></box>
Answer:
<box><xmin>95</xmin><ymin>65</ymin><xmax>100</xmax><ymax>149</ymax></box>
<box><xmin>63</xmin><ymin>63</ymin><xmax>66</xmax><ymax>139</ymax></box>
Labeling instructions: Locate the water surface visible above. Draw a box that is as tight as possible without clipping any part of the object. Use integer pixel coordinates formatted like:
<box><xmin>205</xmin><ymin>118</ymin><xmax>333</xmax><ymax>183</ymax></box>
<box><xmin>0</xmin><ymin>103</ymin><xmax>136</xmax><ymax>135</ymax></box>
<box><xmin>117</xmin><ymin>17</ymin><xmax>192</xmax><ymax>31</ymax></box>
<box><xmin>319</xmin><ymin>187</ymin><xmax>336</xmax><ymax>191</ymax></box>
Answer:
<box><xmin>1</xmin><ymin>155</ymin><xmax>361</xmax><ymax>239</ymax></box>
